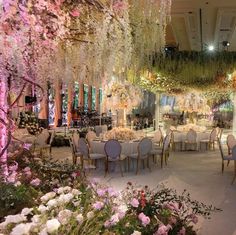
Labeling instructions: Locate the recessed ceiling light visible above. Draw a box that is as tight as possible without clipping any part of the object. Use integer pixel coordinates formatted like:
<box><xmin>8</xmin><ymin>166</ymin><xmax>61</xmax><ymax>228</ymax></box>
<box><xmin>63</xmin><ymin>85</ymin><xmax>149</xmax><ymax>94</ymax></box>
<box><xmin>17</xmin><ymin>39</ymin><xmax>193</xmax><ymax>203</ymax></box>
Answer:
<box><xmin>208</xmin><ymin>45</ymin><xmax>214</xmax><ymax>51</ymax></box>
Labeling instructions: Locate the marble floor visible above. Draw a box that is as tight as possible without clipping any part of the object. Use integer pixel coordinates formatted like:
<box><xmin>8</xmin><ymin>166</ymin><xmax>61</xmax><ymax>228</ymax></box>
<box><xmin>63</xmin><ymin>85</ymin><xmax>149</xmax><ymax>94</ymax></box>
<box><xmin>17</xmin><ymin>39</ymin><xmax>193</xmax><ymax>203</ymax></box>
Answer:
<box><xmin>51</xmin><ymin>137</ymin><xmax>236</xmax><ymax>235</ymax></box>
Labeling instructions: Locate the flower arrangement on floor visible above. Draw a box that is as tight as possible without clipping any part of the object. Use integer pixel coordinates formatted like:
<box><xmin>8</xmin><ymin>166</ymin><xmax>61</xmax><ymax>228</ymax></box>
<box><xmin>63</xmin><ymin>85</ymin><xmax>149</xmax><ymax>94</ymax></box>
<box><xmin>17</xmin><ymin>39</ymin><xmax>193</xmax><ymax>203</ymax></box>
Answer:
<box><xmin>104</xmin><ymin>127</ymin><xmax>137</xmax><ymax>141</ymax></box>
<box><xmin>0</xmin><ymin>180</ymin><xmax>220</xmax><ymax>235</ymax></box>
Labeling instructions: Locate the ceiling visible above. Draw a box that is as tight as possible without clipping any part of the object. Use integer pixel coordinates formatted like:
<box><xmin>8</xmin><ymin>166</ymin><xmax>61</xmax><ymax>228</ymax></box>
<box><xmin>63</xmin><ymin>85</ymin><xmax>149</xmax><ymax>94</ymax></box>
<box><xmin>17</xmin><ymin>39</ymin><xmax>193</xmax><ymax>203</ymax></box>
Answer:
<box><xmin>166</xmin><ymin>0</ymin><xmax>236</xmax><ymax>51</ymax></box>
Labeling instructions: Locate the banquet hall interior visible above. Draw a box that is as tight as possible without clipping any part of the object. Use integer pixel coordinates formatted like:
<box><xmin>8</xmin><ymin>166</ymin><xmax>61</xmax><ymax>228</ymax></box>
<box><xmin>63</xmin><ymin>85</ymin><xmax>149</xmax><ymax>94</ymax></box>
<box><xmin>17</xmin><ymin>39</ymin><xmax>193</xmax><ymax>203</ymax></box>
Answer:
<box><xmin>1</xmin><ymin>0</ymin><xmax>236</xmax><ymax>235</ymax></box>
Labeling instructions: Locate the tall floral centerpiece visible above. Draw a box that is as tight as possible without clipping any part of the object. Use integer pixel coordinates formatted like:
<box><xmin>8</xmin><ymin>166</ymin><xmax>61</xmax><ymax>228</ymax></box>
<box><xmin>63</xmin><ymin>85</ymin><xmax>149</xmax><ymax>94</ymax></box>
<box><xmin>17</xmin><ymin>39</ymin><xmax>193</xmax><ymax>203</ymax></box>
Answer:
<box><xmin>105</xmin><ymin>80</ymin><xmax>143</xmax><ymax>127</ymax></box>
<box><xmin>176</xmin><ymin>92</ymin><xmax>211</xmax><ymax>124</ymax></box>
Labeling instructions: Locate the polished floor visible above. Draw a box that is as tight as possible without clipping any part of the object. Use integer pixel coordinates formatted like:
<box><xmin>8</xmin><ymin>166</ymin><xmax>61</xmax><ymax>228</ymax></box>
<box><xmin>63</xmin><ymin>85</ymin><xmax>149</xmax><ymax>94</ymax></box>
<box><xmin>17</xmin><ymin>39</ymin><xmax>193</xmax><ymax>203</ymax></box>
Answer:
<box><xmin>51</xmin><ymin>136</ymin><xmax>236</xmax><ymax>235</ymax></box>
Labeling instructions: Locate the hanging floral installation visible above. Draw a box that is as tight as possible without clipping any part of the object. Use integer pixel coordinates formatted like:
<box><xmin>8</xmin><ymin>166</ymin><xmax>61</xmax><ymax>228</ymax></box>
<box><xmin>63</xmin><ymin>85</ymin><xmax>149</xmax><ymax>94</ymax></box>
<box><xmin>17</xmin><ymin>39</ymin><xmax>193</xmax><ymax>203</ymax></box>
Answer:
<box><xmin>137</xmin><ymin>51</ymin><xmax>236</xmax><ymax>94</ymax></box>
<box><xmin>104</xmin><ymin>80</ymin><xmax>143</xmax><ymax>112</ymax></box>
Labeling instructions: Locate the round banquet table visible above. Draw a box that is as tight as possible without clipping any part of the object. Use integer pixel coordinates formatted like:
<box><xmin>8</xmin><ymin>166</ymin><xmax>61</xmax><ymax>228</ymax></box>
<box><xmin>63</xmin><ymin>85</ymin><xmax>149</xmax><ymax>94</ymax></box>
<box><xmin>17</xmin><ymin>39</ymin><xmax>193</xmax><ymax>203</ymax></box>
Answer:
<box><xmin>90</xmin><ymin>140</ymin><xmax>139</xmax><ymax>156</ymax></box>
<box><xmin>172</xmin><ymin>131</ymin><xmax>211</xmax><ymax>150</ymax></box>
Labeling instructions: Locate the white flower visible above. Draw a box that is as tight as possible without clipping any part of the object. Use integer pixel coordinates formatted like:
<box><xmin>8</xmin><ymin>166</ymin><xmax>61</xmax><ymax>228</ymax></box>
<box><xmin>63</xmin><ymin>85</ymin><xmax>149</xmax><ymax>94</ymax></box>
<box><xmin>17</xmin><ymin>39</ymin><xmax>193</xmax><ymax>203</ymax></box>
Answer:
<box><xmin>76</xmin><ymin>214</ymin><xmax>84</xmax><ymax>224</ymax></box>
<box><xmin>0</xmin><ymin>214</ymin><xmax>27</xmax><ymax>228</ymax></box>
<box><xmin>57</xmin><ymin>187</ymin><xmax>64</xmax><ymax>194</ymax></box>
<box><xmin>38</xmin><ymin>228</ymin><xmax>48</xmax><ymax>235</ymax></box>
<box><xmin>38</xmin><ymin>205</ymin><xmax>48</xmax><ymax>213</ymax></box>
<box><xmin>21</xmin><ymin>208</ymin><xmax>33</xmax><ymax>216</ymax></box>
<box><xmin>63</xmin><ymin>186</ymin><xmax>72</xmax><ymax>193</ymax></box>
<box><xmin>46</xmin><ymin>219</ymin><xmax>60</xmax><ymax>234</ymax></box>
<box><xmin>32</xmin><ymin>215</ymin><xmax>41</xmax><ymax>224</ymax></box>
<box><xmin>57</xmin><ymin>209</ymin><xmax>72</xmax><ymax>225</ymax></box>
<box><xmin>47</xmin><ymin>199</ymin><xmax>58</xmax><ymax>209</ymax></box>
<box><xmin>41</xmin><ymin>192</ymin><xmax>56</xmax><ymax>203</ymax></box>
<box><xmin>10</xmin><ymin>223</ymin><xmax>32</xmax><ymax>235</ymax></box>
<box><xmin>131</xmin><ymin>231</ymin><xmax>142</xmax><ymax>235</ymax></box>
<box><xmin>57</xmin><ymin>193</ymin><xmax>74</xmax><ymax>204</ymax></box>
<box><xmin>71</xmin><ymin>189</ymin><xmax>81</xmax><ymax>196</ymax></box>
<box><xmin>86</xmin><ymin>211</ymin><xmax>94</xmax><ymax>219</ymax></box>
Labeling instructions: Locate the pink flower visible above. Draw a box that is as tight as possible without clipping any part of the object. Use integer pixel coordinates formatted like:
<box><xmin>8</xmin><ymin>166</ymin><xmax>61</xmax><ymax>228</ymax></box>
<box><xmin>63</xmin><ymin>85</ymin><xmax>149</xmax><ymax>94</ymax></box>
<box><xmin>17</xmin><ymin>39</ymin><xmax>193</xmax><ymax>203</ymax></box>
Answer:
<box><xmin>154</xmin><ymin>224</ymin><xmax>172</xmax><ymax>235</ymax></box>
<box><xmin>165</xmin><ymin>202</ymin><xmax>180</xmax><ymax>212</ymax></box>
<box><xmin>189</xmin><ymin>214</ymin><xmax>198</xmax><ymax>224</ymax></box>
<box><xmin>70</xmin><ymin>9</ymin><xmax>80</xmax><ymax>17</ymax></box>
<box><xmin>7</xmin><ymin>172</ymin><xmax>17</xmax><ymax>183</ymax></box>
<box><xmin>97</xmin><ymin>188</ymin><xmax>106</xmax><ymax>197</ymax></box>
<box><xmin>92</xmin><ymin>201</ymin><xmax>104</xmax><ymax>210</ymax></box>
<box><xmin>178</xmin><ymin>227</ymin><xmax>186</xmax><ymax>235</ymax></box>
<box><xmin>23</xmin><ymin>167</ymin><xmax>32</xmax><ymax>177</ymax></box>
<box><xmin>138</xmin><ymin>212</ymin><xmax>150</xmax><ymax>227</ymax></box>
<box><xmin>130</xmin><ymin>198</ymin><xmax>139</xmax><ymax>208</ymax></box>
<box><xmin>30</xmin><ymin>178</ymin><xmax>41</xmax><ymax>186</ymax></box>
<box><xmin>9</xmin><ymin>162</ymin><xmax>18</xmax><ymax>172</ymax></box>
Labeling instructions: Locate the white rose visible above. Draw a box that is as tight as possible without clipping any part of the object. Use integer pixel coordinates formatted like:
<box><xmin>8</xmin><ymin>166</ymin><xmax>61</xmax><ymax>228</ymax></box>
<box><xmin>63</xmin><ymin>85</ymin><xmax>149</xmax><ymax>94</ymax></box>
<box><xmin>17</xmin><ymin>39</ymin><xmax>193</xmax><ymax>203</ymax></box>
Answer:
<box><xmin>4</xmin><ymin>214</ymin><xmax>27</xmax><ymax>225</ymax></box>
<box><xmin>57</xmin><ymin>209</ymin><xmax>72</xmax><ymax>225</ymax></box>
<box><xmin>47</xmin><ymin>199</ymin><xmax>58</xmax><ymax>209</ymax></box>
<box><xmin>21</xmin><ymin>208</ymin><xmax>33</xmax><ymax>216</ymax></box>
<box><xmin>46</xmin><ymin>219</ymin><xmax>60</xmax><ymax>234</ymax></box>
<box><xmin>131</xmin><ymin>231</ymin><xmax>142</xmax><ymax>235</ymax></box>
<box><xmin>71</xmin><ymin>189</ymin><xmax>81</xmax><ymax>196</ymax></box>
<box><xmin>76</xmin><ymin>214</ymin><xmax>84</xmax><ymax>224</ymax></box>
<box><xmin>57</xmin><ymin>187</ymin><xmax>64</xmax><ymax>194</ymax></box>
<box><xmin>86</xmin><ymin>211</ymin><xmax>94</xmax><ymax>219</ymax></box>
<box><xmin>57</xmin><ymin>193</ymin><xmax>74</xmax><ymax>205</ymax></box>
<box><xmin>38</xmin><ymin>205</ymin><xmax>48</xmax><ymax>213</ymax></box>
<box><xmin>32</xmin><ymin>215</ymin><xmax>41</xmax><ymax>224</ymax></box>
<box><xmin>41</xmin><ymin>192</ymin><xmax>56</xmax><ymax>203</ymax></box>
<box><xmin>10</xmin><ymin>223</ymin><xmax>33</xmax><ymax>235</ymax></box>
<box><xmin>63</xmin><ymin>186</ymin><xmax>72</xmax><ymax>193</ymax></box>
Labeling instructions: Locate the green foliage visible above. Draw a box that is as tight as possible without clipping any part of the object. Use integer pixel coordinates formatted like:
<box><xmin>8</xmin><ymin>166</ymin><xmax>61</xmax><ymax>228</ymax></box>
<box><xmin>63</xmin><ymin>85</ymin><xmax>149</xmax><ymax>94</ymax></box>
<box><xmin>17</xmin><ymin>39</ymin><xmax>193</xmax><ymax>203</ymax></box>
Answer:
<box><xmin>0</xmin><ymin>183</ymin><xmax>38</xmax><ymax>219</ymax></box>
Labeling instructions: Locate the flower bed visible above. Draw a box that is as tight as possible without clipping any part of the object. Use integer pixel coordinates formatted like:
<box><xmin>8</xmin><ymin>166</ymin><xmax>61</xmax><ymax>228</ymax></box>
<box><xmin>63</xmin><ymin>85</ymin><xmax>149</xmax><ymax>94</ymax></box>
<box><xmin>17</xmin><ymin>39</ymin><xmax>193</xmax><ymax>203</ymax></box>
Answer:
<box><xmin>0</xmin><ymin>178</ymin><xmax>220</xmax><ymax>235</ymax></box>
<box><xmin>0</xmin><ymin>146</ymin><xmax>220</xmax><ymax>234</ymax></box>
<box><xmin>105</xmin><ymin>127</ymin><xmax>137</xmax><ymax>141</ymax></box>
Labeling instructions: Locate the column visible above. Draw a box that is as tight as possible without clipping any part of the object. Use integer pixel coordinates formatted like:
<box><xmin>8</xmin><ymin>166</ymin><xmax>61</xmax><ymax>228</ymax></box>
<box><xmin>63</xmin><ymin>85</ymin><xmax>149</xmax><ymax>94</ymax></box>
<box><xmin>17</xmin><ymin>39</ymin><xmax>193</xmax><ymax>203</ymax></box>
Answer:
<box><xmin>233</xmin><ymin>92</ymin><xmax>236</xmax><ymax>135</ymax></box>
<box><xmin>0</xmin><ymin>77</ymin><xmax>8</xmax><ymax>176</ymax></box>
<box><xmin>155</xmin><ymin>93</ymin><xmax>160</xmax><ymax>130</ymax></box>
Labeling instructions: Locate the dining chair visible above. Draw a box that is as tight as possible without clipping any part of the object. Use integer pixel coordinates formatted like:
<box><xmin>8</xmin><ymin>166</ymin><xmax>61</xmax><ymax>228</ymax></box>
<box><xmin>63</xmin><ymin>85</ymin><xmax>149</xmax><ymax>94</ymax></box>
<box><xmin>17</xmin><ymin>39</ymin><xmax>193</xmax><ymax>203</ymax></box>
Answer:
<box><xmin>171</xmin><ymin>131</ymin><xmax>182</xmax><ymax>151</ymax></box>
<box><xmin>72</xmin><ymin>132</ymin><xmax>80</xmax><ymax>151</ymax></box>
<box><xmin>86</xmin><ymin>131</ymin><xmax>97</xmax><ymax>146</ymax></box>
<box><xmin>226</xmin><ymin>134</ymin><xmax>236</xmax><ymax>155</ymax></box>
<box><xmin>69</xmin><ymin>138</ymin><xmax>82</xmax><ymax>165</ymax></box>
<box><xmin>128</xmin><ymin>137</ymin><xmax>153</xmax><ymax>175</ymax></box>
<box><xmin>33</xmin><ymin>132</ymin><xmax>52</xmax><ymax>157</ymax></box>
<box><xmin>150</xmin><ymin>133</ymin><xmax>171</xmax><ymax>168</ymax></box>
<box><xmin>184</xmin><ymin>129</ymin><xmax>197</xmax><ymax>151</ymax></box>
<box><xmin>218</xmin><ymin>138</ymin><xmax>236</xmax><ymax>184</ymax></box>
<box><xmin>200</xmin><ymin>128</ymin><xmax>217</xmax><ymax>150</ymax></box>
<box><xmin>153</xmin><ymin>128</ymin><xmax>163</xmax><ymax>147</ymax></box>
<box><xmin>104</xmin><ymin>139</ymin><xmax>126</xmax><ymax>177</ymax></box>
<box><xmin>79</xmin><ymin>138</ymin><xmax>106</xmax><ymax>170</ymax></box>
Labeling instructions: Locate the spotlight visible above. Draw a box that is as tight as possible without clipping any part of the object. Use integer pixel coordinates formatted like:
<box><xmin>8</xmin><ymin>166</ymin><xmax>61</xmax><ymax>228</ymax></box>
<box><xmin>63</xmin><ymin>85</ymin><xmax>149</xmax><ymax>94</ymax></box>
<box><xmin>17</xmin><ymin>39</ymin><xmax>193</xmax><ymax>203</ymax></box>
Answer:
<box><xmin>208</xmin><ymin>45</ymin><xmax>214</xmax><ymax>51</ymax></box>
<box><xmin>222</xmin><ymin>41</ymin><xmax>230</xmax><ymax>47</ymax></box>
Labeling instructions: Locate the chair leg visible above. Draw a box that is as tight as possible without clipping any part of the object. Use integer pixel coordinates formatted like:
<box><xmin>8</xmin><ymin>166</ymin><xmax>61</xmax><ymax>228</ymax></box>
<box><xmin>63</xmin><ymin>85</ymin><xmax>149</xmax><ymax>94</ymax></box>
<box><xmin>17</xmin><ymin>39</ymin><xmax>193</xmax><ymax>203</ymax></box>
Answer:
<box><xmin>165</xmin><ymin>153</ymin><xmax>168</xmax><ymax>166</ymax></box>
<box><xmin>231</xmin><ymin>161</ymin><xmax>236</xmax><ymax>185</ymax></box>
<box><xmin>105</xmin><ymin>160</ymin><xmax>109</xmax><ymax>177</ymax></box>
<box><xmin>119</xmin><ymin>161</ymin><xmax>123</xmax><ymax>177</ymax></box>
<box><xmin>128</xmin><ymin>157</ymin><xmax>130</xmax><ymax>171</ymax></box>
<box><xmin>227</xmin><ymin>160</ymin><xmax>230</xmax><ymax>167</ymax></box>
<box><xmin>222</xmin><ymin>161</ymin><xmax>224</xmax><ymax>174</ymax></box>
<box><xmin>142</xmin><ymin>159</ymin><xmax>145</xmax><ymax>169</ymax></box>
<box><xmin>147</xmin><ymin>157</ymin><xmax>151</xmax><ymax>172</ymax></box>
<box><xmin>161</xmin><ymin>154</ymin><xmax>163</xmax><ymax>168</ymax></box>
<box><xmin>136</xmin><ymin>159</ymin><xmax>139</xmax><ymax>175</ymax></box>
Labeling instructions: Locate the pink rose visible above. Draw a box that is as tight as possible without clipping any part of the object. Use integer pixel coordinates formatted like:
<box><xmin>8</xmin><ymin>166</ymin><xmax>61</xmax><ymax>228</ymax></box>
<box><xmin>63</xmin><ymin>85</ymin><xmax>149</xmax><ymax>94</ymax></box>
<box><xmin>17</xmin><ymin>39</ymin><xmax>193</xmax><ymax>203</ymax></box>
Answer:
<box><xmin>178</xmin><ymin>227</ymin><xmax>186</xmax><ymax>235</ymax></box>
<box><xmin>70</xmin><ymin>9</ymin><xmax>80</xmax><ymax>17</ymax></box>
<box><xmin>130</xmin><ymin>198</ymin><xmax>139</xmax><ymax>208</ymax></box>
<box><xmin>30</xmin><ymin>178</ymin><xmax>41</xmax><ymax>186</ymax></box>
<box><xmin>154</xmin><ymin>224</ymin><xmax>172</xmax><ymax>235</ymax></box>
<box><xmin>138</xmin><ymin>212</ymin><xmax>150</xmax><ymax>227</ymax></box>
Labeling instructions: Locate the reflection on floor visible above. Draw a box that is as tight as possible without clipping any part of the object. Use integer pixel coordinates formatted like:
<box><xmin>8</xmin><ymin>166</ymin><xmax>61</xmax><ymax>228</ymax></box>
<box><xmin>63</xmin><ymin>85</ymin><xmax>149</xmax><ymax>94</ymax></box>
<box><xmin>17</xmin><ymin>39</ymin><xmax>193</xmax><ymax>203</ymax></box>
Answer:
<box><xmin>51</xmin><ymin>132</ymin><xmax>236</xmax><ymax>235</ymax></box>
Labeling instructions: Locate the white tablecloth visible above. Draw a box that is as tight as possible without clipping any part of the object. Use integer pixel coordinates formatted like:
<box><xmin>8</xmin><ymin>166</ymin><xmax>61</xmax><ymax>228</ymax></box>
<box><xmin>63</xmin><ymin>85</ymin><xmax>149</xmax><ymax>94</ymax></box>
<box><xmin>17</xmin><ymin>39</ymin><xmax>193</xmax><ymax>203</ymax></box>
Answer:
<box><xmin>90</xmin><ymin>140</ymin><xmax>139</xmax><ymax>156</ymax></box>
<box><xmin>173</xmin><ymin>131</ymin><xmax>211</xmax><ymax>150</ymax></box>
